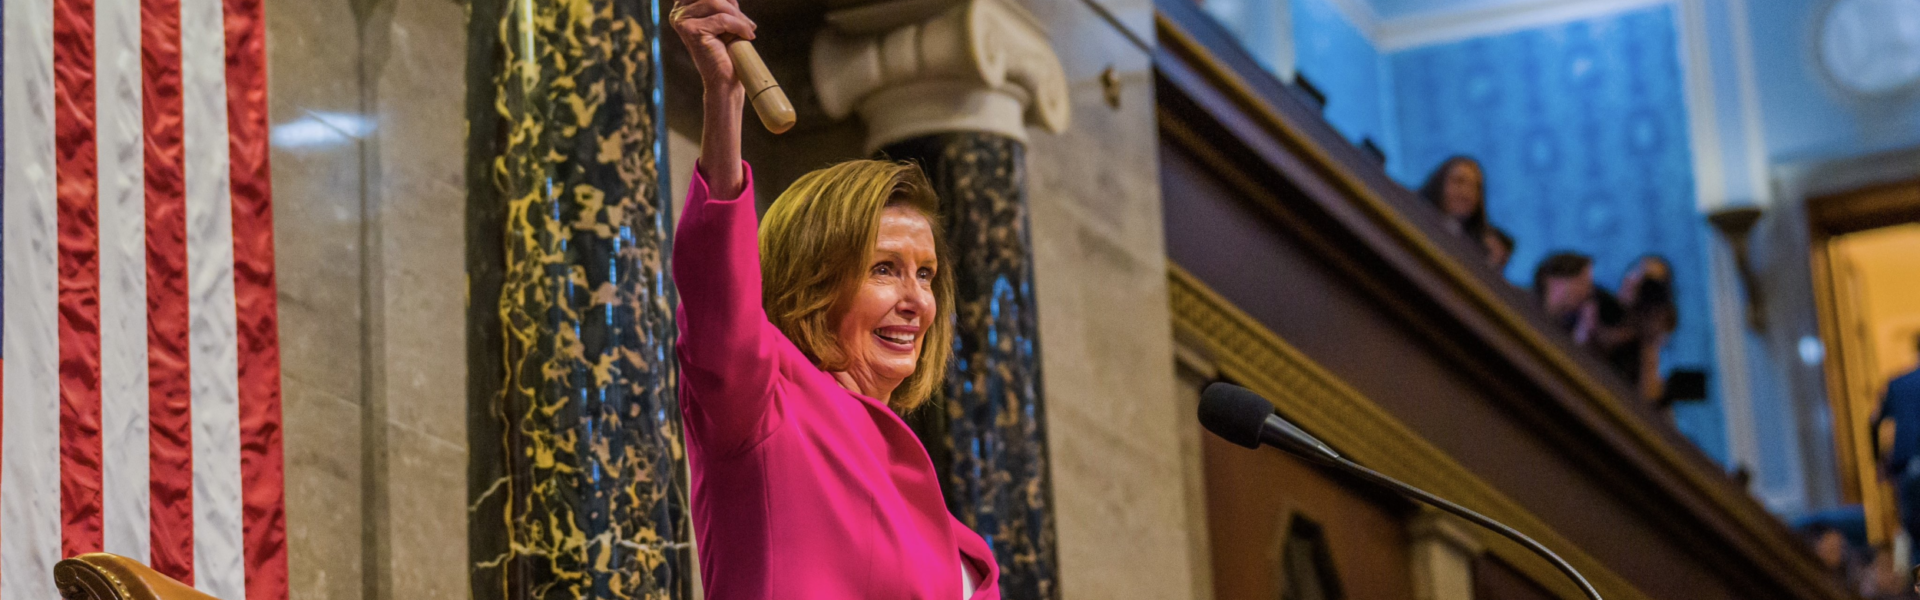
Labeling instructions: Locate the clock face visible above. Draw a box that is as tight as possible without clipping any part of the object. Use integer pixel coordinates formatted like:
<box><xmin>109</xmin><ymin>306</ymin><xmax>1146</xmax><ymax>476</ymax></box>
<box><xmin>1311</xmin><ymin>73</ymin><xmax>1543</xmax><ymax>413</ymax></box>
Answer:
<box><xmin>1820</xmin><ymin>0</ymin><xmax>1920</xmax><ymax>95</ymax></box>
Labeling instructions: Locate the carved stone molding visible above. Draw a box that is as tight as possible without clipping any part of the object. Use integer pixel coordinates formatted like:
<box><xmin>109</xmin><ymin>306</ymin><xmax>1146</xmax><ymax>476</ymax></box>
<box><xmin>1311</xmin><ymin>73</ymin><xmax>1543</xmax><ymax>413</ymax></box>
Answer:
<box><xmin>812</xmin><ymin>0</ymin><xmax>1070</xmax><ymax>152</ymax></box>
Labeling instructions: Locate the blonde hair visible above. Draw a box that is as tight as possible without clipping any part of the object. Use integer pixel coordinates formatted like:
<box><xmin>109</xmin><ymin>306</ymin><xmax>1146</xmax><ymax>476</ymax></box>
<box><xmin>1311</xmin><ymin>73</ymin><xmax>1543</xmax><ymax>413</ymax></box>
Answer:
<box><xmin>759</xmin><ymin>160</ymin><xmax>954</xmax><ymax>411</ymax></box>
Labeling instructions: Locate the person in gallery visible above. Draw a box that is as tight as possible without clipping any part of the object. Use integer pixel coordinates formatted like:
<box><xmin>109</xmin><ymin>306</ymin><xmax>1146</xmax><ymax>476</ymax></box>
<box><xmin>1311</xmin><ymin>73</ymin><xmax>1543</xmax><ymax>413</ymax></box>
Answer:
<box><xmin>1532</xmin><ymin>252</ymin><xmax>1598</xmax><ymax>343</ymax></box>
<box><xmin>1533</xmin><ymin>253</ymin><xmax>1683</xmax><ymax>405</ymax></box>
<box><xmin>1873</xmin><ymin>335</ymin><xmax>1920</xmax><ymax>570</ymax></box>
<box><xmin>1594</xmin><ymin>255</ymin><xmax>1679</xmax><ymax>404</ymax></box>
<box><xmin>667</xmin><ymin>0</ymin><xmax>1000</xmax><ymax>598</ymax></box>
<box><xmin>1417</xmin><ymin>155</ymin><xmax>1490</xmax><ymax>242</ymax></box>
<box><xmin>1484</xmin><ymin>226</ymin><xmax>1515</xmax><ymax>272</ymax></box>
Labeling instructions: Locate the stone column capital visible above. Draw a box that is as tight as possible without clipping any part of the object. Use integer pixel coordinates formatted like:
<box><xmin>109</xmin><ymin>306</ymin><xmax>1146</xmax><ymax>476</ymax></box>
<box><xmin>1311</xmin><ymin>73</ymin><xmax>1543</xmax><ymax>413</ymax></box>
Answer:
<box><xmin>812</xmin><ymin>0</ymin><xmax>1070</xmax><ymax>153</ymax></box>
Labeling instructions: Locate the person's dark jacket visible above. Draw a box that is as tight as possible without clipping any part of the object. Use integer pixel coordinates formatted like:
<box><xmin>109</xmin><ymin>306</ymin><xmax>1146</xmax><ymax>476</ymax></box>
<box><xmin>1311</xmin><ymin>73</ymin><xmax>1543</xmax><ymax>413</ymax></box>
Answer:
<box><xmin>1877</xmin><ymin>369</ymin><xmax>1920</xmax><ymax>472</ymax></box>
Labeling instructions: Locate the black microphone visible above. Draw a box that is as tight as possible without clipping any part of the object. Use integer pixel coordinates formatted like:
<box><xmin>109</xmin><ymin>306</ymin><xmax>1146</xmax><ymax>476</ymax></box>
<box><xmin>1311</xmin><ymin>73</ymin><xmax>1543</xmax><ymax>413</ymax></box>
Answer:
<box><xmin>1199</xmin><ymin>382</ymin><xmax>1604</xmax><ymax>600</ymax></box>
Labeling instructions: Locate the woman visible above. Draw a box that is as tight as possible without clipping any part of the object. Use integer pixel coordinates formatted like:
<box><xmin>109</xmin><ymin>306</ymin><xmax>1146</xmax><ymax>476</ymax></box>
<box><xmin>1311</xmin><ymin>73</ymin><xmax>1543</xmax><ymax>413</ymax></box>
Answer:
<box><xmin>1483</xmin><ymin>226</ymin><xmax>1515</xmax><ymax>272</ymax></box>
<box><xmin>668</xmin><ymin>0</ymin><xmax>1000</xmax><ymax>598</ymax></box>
<box><xmin>1416</xmin><ymin>156</ymin><xmax>1489</xmax><ymax>241</ymax></box>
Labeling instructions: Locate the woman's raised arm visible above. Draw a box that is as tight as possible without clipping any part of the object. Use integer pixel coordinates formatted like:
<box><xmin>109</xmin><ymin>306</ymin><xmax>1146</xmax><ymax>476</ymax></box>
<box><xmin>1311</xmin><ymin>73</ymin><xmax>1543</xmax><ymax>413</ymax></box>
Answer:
<box><xmin>669</xmin><ymin>0</ymin><xmax>781</xmax><ymax>455</ymax></box>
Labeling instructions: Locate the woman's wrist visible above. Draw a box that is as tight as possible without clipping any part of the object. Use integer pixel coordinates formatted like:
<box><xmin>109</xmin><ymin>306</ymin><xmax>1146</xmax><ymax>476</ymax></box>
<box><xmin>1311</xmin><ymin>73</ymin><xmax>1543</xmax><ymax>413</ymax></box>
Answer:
<box><xmin>704</xmin><ymin>77</ymin><xmax>746</xmax><ymax>104</ymax></box>
<box><xmin>697</xmin><ymin>81</ymin><xmax>747</xmax><ymax>198</ymax></box>
<box><xmin>702</xmin><ymin>85</ymin><xmax>746</xmax><ymax>133</ymax></box>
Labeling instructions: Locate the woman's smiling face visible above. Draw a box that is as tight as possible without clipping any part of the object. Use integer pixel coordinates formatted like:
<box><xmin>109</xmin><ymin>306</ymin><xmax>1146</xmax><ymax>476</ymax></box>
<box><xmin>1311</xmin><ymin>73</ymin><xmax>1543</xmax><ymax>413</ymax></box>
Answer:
<box><xmin>832</xmin><ymin>205</ymin><xmax>939</xmax><ymax>399</ymax></box>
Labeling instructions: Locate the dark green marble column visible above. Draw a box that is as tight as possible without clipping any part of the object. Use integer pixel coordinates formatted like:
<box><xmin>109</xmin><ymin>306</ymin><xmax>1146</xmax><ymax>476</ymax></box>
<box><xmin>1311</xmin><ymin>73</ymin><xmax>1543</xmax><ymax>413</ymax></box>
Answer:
<box><xmin>465</xmin><ymin>0</ymin><xmax>688</xmax><ymax>598</ymax></box>
<box><xmin>882</xmin><ymin>133</ymin><xmax>1060</xmax><ymax>600</ymax></box>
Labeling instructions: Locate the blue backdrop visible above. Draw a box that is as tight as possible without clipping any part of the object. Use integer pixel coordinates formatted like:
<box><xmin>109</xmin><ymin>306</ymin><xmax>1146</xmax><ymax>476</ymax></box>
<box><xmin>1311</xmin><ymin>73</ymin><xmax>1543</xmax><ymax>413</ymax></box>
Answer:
<box><xmin>1293</xmin><ymin>0</ymin><xmax>1399</xmax><ymax>159</ymax></box>
<box><xmin>1385</xmin><ymin>6</ymin><xmax>1727</xmax><ymax>463</ymax></box>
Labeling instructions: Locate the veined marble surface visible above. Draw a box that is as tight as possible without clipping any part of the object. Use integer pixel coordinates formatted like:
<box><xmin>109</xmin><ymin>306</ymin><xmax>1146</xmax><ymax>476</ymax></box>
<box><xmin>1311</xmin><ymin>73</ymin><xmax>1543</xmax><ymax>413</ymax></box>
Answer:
<box><xmin>468</xmin><ymin>0</ymin><xmax>690</xmax><ymax>597</ymax></box>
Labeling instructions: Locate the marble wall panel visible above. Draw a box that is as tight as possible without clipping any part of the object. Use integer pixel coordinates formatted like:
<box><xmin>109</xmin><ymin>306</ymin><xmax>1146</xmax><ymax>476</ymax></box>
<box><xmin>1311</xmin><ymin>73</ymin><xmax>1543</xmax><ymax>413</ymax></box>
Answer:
<box><xmin>281</xmin><ymin>386</ymin><xmax>365</xmax><ymax>600</ymax></box>
<box><xmin>267</xmin><ymin>0</ymin><xmax>366</xmax><ymax>404</ymax></box>
<box><xmin>267</xmin><ymin>0</ymin><xmax>372</xmax><ymax>597</ymax></box>
<box><xmin>1017</xmin><ymin>0</ymin><xmax>1198</xmax><ymax>597</ymax></box>
<box><xmin>371</xmin><ymin>1</ymin><xmax>470</xmax><ymax>599</ymax></box>
<box><xmin>373</xmin><ymin>0</ymin><xmax>468</xmax><ymax>452</ymax></box>
<box><xmin>385</xmin><ymin>424</ymin><xmax>470</xmax><ymax>600</ymax></box>
<box><xmin>269</xmin><ymin>0</ymin><xmax>470</xmax><ymax>597</ymax></box>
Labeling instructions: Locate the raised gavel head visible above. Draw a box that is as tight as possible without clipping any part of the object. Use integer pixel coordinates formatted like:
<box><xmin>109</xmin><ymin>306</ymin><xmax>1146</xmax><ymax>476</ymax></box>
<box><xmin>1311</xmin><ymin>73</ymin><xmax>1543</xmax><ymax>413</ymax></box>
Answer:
<box><xmin>725</xmin><ymin>40</ymin><xmax>795</xmax><ymax>134</ymax></box>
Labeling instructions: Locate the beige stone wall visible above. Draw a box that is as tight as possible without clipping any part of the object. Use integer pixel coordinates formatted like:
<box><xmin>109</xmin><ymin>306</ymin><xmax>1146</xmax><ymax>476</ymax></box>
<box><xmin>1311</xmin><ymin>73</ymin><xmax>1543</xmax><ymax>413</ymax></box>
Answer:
<box><xmin>268</xmin><ymin>0</ymin><xmax>366</xmax><ymax>595</ymax></box>
<box><xmin>268</xmin><ymin>0</ymin><xmax>469</xmax><ymax>598</ymax></box>
<box><xmin>1017</xmin><ymin>1</ymin><xmax>1205</xmax><ymax>598</ymax></box>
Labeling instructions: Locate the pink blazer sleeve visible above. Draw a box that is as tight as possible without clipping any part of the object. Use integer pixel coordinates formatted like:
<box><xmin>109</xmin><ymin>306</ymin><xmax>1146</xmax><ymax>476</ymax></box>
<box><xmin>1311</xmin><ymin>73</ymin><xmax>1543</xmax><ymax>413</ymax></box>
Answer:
<box><xmin>673</xmin><ymin>161</ymin><xmax>783</xmax><ymax>455</ymax></box>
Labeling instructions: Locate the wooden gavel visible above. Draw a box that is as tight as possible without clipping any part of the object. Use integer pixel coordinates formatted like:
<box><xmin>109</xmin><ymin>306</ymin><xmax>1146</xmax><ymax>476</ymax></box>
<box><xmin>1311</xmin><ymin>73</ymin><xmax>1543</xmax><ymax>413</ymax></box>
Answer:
<box><xmin>727</xmin><ymin>40</ymin><xmax>796</xmax><ymax>134</ymax></box>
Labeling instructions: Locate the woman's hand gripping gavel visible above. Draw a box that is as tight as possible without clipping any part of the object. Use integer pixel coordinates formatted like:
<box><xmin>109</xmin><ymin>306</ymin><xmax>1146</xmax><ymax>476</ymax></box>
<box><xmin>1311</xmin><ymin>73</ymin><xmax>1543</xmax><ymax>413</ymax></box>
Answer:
<box><xmin>670</xmin><ymin>0</ymin><xmax>795</xmax><ymax>134</ymax></box>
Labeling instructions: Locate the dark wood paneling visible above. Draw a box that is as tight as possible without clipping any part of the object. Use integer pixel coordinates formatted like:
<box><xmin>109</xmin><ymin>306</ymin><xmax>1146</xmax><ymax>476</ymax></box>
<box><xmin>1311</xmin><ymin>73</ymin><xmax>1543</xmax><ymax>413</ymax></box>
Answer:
<box><xmin>1478</xmin><ymin>555</ymin><xmax>1562</xmax><ymax>600</ymax></box>
<box><xmin>1203</xmin><ymin>431</ymin><xmax>1416</xmax><ymax>600</ymax></box>
<box><xmin>1809</xmin><ymin>181</ymin><xmax>1920</xmax><ymax>238</ymax></box>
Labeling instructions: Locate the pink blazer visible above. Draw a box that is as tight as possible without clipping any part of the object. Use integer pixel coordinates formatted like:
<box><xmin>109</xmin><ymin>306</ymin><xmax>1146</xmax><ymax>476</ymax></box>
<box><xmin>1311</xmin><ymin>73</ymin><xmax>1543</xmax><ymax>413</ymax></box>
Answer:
<box><xmin>672</xmin><ymin>163</ymin><xmax>1001</xmax><ymax>600</ymax></box>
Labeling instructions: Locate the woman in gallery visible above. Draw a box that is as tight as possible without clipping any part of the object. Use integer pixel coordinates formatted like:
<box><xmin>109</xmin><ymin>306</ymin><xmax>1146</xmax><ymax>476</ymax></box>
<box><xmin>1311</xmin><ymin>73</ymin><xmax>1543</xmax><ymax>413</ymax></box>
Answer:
<box><xmin>1417</xmin><ymin>155</ymin><xmax>1491</xmax><ymax>241</ymax></box>
<box><xmin>667</xmin><ymin>0</ymin><xmax>999</xmax><ymax>598</ymax></box>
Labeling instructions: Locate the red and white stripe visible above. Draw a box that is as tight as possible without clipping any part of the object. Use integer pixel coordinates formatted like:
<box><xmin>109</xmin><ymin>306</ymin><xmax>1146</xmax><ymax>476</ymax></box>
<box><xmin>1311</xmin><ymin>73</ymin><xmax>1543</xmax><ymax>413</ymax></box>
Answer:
<box><xmin>2</xmin><ymin>0</ymin><xmax>286</xmax><ymax>596</ymax></box>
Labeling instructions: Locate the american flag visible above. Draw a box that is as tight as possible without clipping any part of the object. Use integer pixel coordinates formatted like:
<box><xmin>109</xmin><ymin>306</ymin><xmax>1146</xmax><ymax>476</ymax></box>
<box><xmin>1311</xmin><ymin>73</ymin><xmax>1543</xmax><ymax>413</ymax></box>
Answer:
<box><xmin>2</xmin><ymin>0</ymin><xmax>287</xmax><ymax>596</ymax></box>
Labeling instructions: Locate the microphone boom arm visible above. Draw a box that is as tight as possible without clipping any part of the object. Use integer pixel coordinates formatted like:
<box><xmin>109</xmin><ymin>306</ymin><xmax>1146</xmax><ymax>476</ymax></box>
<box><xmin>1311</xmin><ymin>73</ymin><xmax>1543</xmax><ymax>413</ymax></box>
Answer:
<box><xmin>1199</xmin><ymin>382</ymin><xmax>1602</xmax><ymax>600</ymax></box>
<box><xmin>1319</xmin><ymin>454</ymin><xmax>1604</xmax><ymax>600</ymax></box>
